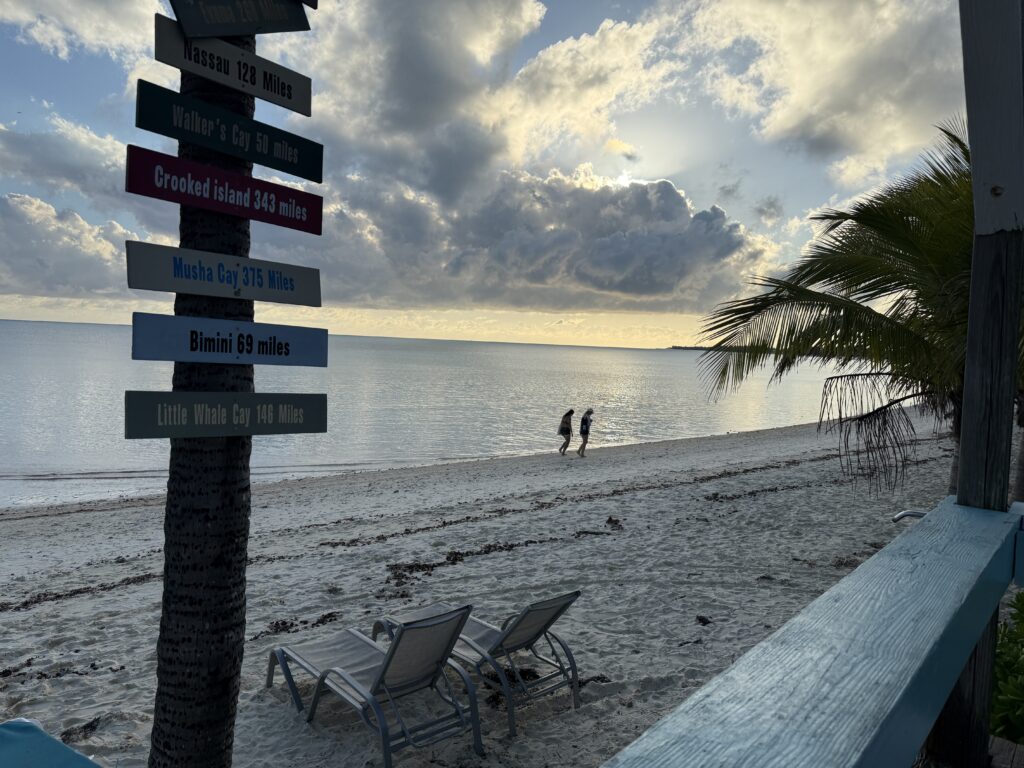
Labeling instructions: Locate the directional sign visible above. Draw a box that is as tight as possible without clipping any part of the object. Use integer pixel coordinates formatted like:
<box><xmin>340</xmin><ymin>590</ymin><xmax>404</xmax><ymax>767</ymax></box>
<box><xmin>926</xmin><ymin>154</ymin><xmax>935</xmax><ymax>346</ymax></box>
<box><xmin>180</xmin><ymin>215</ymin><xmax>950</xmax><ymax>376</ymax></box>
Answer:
<box><xmin>300</xmin><ymin>0</ymin><xmax>317</xmax><ymax>7</ymax></box>
<box><xmin>126</xmin><ymin>391</ymin><xmax>327</xmax><ymax>438</ymax></box>
<box><xmin>136</xmin><ymin>81</ymin><xmax>323</xmax><ymax>183</ymax></box>
<box><xmin>132</xmin><ymin>312</ymin><xmax>328</xmax><ymax>367</ymax></box>
<box><xmin>125</xmin><ymin>145</ymin><xmax>323</xmax><ymax>234</ymax></box>
<box><xmin>154</xmin><ymin>14</ymin><xmax>311</xmax><ymax>116</ymax></box>
<box><xmin>126</xmin><ymin>241</ymin><xmax>321</xmax><ymax>306</ymax></box>
<box><xmin>168</xmin><ymin>0</ymin><xmax>309</xmax><ymax>38</ymax></box>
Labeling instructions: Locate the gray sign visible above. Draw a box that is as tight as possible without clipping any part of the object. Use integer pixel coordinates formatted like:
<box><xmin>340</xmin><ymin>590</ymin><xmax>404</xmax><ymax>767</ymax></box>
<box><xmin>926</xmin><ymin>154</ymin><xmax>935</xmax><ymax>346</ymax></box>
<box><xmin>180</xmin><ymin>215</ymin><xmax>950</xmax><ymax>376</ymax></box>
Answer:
<box><xmin>132</xmin><ymin>312</ymin><xmax>328</xmax><ymax>367</ymax></box>
<box><xmin>168</xmin><ymin>0</ymin><xmax>309</xmax><ymax>38</ymax></box>
<box><xmin>126</xmin><ymin>391</ymin><xmax>327</xmax><ymax>438</ymax></box>
<box><xmin>301</xmin><ymin>0</ymin><xmax>317</xmax><ymax>7</ymax></box>
<box><xmin>126</xmin><ymin>241</ymin><xmax>321</xmax><ymax>306</ymax></box>
<box><xmin>154</xmin><ymin>14</ymin><xmax>312</xmax><ymax>116</ymax></box>
<box><xmin>136</xmin><ymin>80</ymin><xmax>323</xmax><ymax>182</ymax></box>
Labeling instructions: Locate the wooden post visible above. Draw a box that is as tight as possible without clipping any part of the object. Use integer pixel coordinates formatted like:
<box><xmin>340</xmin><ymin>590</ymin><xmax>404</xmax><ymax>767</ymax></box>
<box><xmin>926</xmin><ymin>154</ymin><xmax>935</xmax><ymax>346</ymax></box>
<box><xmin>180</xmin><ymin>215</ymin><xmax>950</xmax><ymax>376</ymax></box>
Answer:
<box><xmin>933</xmin><ymin>2</ymin><xmax>1024</xmax><ymax>764</ymax></box>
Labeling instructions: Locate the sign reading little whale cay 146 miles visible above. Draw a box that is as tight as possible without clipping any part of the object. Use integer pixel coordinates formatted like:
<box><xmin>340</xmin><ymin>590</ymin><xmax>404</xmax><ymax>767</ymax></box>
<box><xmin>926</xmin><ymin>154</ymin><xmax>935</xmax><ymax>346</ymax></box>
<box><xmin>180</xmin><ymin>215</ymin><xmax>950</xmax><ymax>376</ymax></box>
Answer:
<box><xmin>125</xmin><ymin>391</ymin><xmax>327</xmax><ymax>438</ymax></box>
<box><xmin>132</xmin><ymin>312</ymin><xmax>328</xmax><ymax>367</ymax></box>
<box><xmin>154</xmin><ymin>14</ymin><xmax>312</xmax><ymax>116</ymax></box>
<box><xmin>167</xmin><ymin>0</ymin><xmax>309</xmax><ymax>39</ymax></box>
<box><xmin>125</xmin><ymin>144</ymin><xmax>323</xmax><ymax>234</ymax></box>
<box><xmin>136</xmin><ymin>80</ymin><xmax>323</xmax><ymax>182</ymax></box>
<box><xmin>126</xmin><ymin>241</ymin><xmax>322</xmax><ymax>306</ymax></box>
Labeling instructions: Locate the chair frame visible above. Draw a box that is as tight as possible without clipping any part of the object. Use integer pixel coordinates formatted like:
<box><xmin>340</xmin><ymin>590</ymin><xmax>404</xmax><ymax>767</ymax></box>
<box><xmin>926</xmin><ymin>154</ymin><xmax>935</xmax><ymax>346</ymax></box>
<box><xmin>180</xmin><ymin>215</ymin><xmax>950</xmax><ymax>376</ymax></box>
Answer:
<box><xmin>266</xmin><ymin>607</ymin><xmax>484</xmax><ymax>768</ymax></box>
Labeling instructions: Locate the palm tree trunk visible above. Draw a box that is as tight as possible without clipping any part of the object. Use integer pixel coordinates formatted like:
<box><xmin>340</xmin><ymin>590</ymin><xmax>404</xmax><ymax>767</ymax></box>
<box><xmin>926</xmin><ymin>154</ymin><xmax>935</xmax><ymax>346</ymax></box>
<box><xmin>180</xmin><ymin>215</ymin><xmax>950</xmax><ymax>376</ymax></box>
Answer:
<box><xmin>1012</xmin><ymin>394</ymin><xmax>1024</xmax><ymax>503</ymax></box>
<box><xmin>148</xmin><ymin>37</ymin><xmax>256</xmax><ymax>768</ymax></box>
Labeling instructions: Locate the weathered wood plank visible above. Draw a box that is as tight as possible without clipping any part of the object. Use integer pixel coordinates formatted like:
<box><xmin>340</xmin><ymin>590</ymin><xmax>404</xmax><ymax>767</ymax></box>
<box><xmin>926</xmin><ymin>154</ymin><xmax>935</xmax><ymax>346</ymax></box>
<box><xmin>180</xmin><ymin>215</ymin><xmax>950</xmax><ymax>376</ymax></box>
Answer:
<box><xmin>602</xmin><ymin>499</ymin><xmax>1022</xmax><ymax>768</ymax></box>
<box><xmin>956</xmin><ymin>230</ymin><xmax>1024</xmax><ymax>512</ymax></box>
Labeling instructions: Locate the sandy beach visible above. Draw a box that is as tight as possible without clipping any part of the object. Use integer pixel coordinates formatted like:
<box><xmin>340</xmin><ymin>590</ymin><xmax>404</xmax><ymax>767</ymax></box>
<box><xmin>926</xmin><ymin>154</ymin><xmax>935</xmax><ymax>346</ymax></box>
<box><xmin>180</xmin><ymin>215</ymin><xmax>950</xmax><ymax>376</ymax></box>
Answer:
<box><xmin>0</xmin><ymin>421</ymin><xmax>956</xmax><ymax>767</ymax></box>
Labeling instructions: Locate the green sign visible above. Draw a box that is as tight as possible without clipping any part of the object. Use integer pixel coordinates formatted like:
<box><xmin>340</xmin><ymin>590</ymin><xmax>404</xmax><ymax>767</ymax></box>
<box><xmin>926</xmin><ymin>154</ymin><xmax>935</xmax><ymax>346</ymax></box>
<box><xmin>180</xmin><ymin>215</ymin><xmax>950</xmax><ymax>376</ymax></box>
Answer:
<box><xmin>125</xmin><ymin>391</ymin><xmax>327</xmax><ymax>438</ymax></box>
<box><xmin>135</xmin><ymin>80</ymin><xmax>323</xmax><ymax>183</ymax></box>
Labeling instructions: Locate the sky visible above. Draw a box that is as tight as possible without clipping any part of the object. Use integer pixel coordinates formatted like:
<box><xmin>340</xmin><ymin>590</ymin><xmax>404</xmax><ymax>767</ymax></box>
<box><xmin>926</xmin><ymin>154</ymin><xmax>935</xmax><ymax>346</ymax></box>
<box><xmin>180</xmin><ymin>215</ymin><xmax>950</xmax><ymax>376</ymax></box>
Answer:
<box><xmin>0</xmin><ymin>0</ymin><xmax>966</xmax><ymax>348</ymax></box>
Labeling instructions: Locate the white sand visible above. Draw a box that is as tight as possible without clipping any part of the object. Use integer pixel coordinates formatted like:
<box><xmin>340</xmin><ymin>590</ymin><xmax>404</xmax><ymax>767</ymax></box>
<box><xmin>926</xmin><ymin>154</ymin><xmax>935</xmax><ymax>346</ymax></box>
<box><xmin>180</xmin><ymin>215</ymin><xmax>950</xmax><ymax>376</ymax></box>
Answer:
<box><xmin>0</xmin><ymin>421</ymin><xmax>956</xmax><ymax>767</ymax></box>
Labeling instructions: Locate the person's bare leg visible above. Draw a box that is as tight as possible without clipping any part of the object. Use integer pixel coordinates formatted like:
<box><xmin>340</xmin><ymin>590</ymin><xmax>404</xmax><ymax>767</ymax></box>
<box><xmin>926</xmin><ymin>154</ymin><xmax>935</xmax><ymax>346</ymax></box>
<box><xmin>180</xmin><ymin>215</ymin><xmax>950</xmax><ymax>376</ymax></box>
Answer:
<box><xmin>560</xmin><ymin>435</ymin><xmax>571</xmax><ymax>455</ymax></box>
<box><xmin>577</xmin><ymin>435</ymin><xmax>588</xmax><ymax>456</ymax></box>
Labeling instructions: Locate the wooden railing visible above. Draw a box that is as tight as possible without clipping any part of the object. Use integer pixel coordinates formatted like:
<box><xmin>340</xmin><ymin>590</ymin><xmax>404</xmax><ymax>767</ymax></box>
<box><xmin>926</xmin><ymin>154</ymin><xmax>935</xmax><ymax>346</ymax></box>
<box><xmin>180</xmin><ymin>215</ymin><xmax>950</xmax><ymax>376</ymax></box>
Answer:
<box><xmin>603</xmin><ymin>498</ymin><xmax>1024</xmax><ymax>768</ymax></box>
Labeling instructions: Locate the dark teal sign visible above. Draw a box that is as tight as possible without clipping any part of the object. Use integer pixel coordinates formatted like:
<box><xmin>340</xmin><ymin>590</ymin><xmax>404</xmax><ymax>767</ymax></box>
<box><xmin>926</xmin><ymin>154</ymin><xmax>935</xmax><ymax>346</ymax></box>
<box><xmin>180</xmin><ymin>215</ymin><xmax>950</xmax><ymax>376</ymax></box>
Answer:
<box><xmin>168</xmin><ymin>0</ymin><xmax>309</xmax><ymax>38</ymax></box>
<box><xmin>136</xmin><ymin>80</ymin><xmax>322</xmax><ymax>183</ymax></box>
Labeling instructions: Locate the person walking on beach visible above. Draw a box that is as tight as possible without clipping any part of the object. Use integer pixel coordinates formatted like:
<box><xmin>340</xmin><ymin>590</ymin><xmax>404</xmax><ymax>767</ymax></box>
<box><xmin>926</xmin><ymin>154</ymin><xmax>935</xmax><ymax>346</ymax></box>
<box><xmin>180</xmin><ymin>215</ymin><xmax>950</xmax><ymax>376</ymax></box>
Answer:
<box><xmin>558</xmin><ymin>408</ymin><xmax>574</xmax><ymax>455</ymax></box>
<box><xmin>577</xmin><ymin>408</ymin><xmax>594</xmax><ymax>456</ymax></box>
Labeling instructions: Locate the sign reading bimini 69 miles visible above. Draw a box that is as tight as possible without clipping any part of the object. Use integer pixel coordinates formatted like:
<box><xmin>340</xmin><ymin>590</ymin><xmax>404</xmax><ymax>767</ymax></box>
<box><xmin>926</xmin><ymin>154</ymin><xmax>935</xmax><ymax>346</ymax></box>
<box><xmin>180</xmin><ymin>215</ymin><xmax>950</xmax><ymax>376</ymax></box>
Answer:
<box><xmin>125</xmin><ymin>144</ymin><xmax>323</xmax><ymax>234</ymax></box>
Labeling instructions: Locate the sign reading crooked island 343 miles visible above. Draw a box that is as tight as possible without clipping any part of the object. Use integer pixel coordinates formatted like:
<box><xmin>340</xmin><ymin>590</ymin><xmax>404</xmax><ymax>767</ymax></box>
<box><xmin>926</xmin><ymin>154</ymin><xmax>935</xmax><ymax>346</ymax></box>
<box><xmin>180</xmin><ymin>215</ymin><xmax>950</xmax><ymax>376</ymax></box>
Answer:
<box><xmin>125</xmin><ymin>145</ymin><xmax>323</xmax><ymax>234</ymax></box>
<box><xmin>125</xmin><ymin>391</ymin><xmax>327</xmax><ymax>438</ymax></box>
<box><xmin>136</xmin><ymin>80</ymin><xmax>323</xmax><ymax>183</ymax></box>
<box><xmin>154</xmin><ymin>14</ymin><xmax>311</xmax><ymax>116</ymax></box>
<box><xmin>132</xmin><ymin>312</ymin><xmax>328</xmax><ymax>367</ymax></box>
<box><xmin>167</xmin><ymin>0</ymin><xmax>309</xmax><ymax>39</ymax></box>
<box><xmin>126</xmin><ymin>241</ymin><xmax>321</xmax><ymax>306</ymax></box>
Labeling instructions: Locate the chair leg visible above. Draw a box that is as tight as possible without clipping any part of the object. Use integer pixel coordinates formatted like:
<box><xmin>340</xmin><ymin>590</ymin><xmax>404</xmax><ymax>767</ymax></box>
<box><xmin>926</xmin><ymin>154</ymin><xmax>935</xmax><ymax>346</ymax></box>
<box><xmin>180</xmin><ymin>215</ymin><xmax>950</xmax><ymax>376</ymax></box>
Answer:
<box><xmin>481</xmin><ymin>658</ymin><xmax>517</xmax><ymax>737</ymax></box>
<box><xmin>269</xmin><ymin>650</ymin><xmax>305</xmax><ymax>712</ymax></box>
<box><xmin>377</xmin><ymin>717</ymin><xmax>393</xmax><ymax>768</ymax></box>
<box><xmin>547</xmin><ymin>632</ymin><xmax>581</xmax><ymax>710</ymax></box>
<box><xmin>449</xmin><ymin>662</ymin><xmax>486</xmax><ymax>757</ymax></box>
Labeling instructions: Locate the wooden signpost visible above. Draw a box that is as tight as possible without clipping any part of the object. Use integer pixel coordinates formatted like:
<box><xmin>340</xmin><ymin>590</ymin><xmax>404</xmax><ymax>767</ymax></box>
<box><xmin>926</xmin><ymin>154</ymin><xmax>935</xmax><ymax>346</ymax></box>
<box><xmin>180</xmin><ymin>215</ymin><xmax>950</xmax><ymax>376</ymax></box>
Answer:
<box><xmin>126</xmin><ymin>144</ymin><xmax>323</xmax><ymax>234</ymax></box>
<box><xmin>154</xmin><ymin>14</ymin><xmax>312</xmax><ymax>115</ymax></box>
<box><xmin>125</xmin><ymin>391</ymin><xmax>327</xmax><ymax>438</ymax></box>
<box><xmin>131</xmin><ymin>7</ymin><xmax>326</xmax><ymax>762</ymax></box>
<box><xmin>132</xmin><ymin>312</ymin><xmax>328</xmax><ymax>367</ymax></box>
<box><xmin>126</xmin><ymin>241</ymin><xmax>322</xmax><ymax>306</ymax></box>
<box><xmin>167</xmin><ymin>0</ymin><xmax>309</xmax><ymax>38</ymax></box>
<box><xmin>136</xmin><ymin>80</ymin><xmax>323</xmax><ymax>182</ymax></box>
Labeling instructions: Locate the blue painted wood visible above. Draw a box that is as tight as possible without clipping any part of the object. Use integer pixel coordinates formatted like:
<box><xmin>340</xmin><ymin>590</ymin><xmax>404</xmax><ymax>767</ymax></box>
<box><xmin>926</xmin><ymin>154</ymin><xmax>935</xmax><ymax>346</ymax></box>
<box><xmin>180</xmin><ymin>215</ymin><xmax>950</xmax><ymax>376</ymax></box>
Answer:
<box><xmin>132</xmin><ymin>312</ymin><xmax>327</xmax><ymax>367</ymax></box>
<box><xmin>603</xmin><ymin>498</ymin><xmax>1023</xmax><ymax>768</ymax></box>
<box><xmin>1014</xmin><ymin>531</ymin><xmax>1024</xmax><ymax>587</ymax></box>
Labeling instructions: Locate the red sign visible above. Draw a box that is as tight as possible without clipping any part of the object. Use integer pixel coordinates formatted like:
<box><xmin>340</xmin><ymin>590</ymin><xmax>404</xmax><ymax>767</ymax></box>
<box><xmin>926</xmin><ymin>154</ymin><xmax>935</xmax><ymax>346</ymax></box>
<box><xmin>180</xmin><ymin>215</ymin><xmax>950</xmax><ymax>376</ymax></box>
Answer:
<box><xmin>125</xmin><ymin>145</ymin><xmax>322</xmax><ymax>235</ymax></box>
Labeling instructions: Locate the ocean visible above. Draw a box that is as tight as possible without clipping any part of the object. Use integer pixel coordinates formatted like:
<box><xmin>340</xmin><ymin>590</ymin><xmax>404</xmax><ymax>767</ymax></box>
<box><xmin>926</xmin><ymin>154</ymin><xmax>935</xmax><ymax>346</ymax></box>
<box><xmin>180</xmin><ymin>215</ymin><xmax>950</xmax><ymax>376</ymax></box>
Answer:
<box><xmin>0</xmin><ymin>319</ymin><xmax>836</xmax><ymax>508</ymax></box>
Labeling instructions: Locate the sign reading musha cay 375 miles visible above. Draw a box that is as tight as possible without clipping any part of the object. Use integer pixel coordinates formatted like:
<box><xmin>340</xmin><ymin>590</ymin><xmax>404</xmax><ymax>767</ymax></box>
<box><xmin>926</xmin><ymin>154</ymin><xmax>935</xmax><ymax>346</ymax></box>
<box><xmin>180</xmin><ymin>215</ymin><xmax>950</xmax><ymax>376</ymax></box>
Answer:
<box><xmin>154</xmin><ymin>14</ymin><xmax>311</xmax><ymax>115</ymax></box>
<box><xmin>125</xmin><ymin>144</ymin><xmax>323</xmax><ymax>234</ymax></box>
<box><xmin>126</xmin><ymin>241</ymin><xmax>322</xmax><ymax>306</ymax></box>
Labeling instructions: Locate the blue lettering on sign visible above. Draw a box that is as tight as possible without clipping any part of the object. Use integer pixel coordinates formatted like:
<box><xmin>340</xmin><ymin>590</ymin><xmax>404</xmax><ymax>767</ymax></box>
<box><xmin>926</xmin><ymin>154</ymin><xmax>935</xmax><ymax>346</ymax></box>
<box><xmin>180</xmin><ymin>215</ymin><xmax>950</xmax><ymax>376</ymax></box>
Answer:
<box><xmin>172</xmin><ymin>255</ymin><xmax>214</xmax><ymax>283</ymax></box>
<box><xmin>217</xmin><ymin>262</ymin><xmax>239</xmax><ymax>289</ymax></box>
<box><xmin>268</xmin><ymin>269</ymin><xmax>295</xmax><ymax>292</ymax></box>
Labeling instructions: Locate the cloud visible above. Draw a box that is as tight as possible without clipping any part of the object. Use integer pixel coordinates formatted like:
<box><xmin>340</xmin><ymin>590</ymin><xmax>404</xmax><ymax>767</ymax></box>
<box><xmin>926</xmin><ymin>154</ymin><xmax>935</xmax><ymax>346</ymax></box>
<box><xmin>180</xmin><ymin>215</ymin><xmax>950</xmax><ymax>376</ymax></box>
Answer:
<box><xmin>0</xmin><ymin>0</ymin><xmax>160</xmax><ymax>62</ymax></box>
<box><xmin>717</xmin><ymin>178</ymin><xmax>742</xmax><ymax>202</ymax></box>
<box><xmin>0</xmin><ymin>193</ymin><xmax>133</xmax><ymax>296</ymax></box>
<box><xmin>682</xmin><ymin>0</ymin><xmax>964</xmax><ymax>187</ymax></box>
<box><xmin>604</xmin><ymin>137</ymin><xmax>640</xmax><ymax>162</ymax></box>
<box><xmin>753</xmin><ymin>194</ymin><xmax>784</xmax><ymax>226</ymax></box>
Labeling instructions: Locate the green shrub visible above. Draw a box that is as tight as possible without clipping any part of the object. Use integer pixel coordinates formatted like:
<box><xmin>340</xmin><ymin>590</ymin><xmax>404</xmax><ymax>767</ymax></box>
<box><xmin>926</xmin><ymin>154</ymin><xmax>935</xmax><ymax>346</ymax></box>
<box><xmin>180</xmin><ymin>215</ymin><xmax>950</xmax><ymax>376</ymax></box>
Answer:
<box><xmin>992</xmin><ymin>591</ymin><xmax>1024</xmax><ymax>741</ymax></box>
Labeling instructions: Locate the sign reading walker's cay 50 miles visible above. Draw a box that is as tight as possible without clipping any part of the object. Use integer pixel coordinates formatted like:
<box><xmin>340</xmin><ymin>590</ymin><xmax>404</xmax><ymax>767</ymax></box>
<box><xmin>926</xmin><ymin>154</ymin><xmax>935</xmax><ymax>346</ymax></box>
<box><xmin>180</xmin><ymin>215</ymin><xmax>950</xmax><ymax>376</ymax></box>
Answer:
<box><xmin>168</xmin><ymin>0</ymin><xmax>309</xmax><ymax>38</ymax></box>
<box><xmin>126</xmin><ymin>391</ymin><xmax>327</xmax><ymax>438</ymax></box>
<box><xmin>126</xmin><ymin>241</ymin><xmax>321</xmax><ymax>306</ymax></box>
<box><xmin>132</xmin><ymin>312</ymin><xmax>328</xmax><ymax>367</ymax></box>
<box><xmin>154</xmin><ymin>14</ymin><xmax>311</xmax><ymax>116</ymax></box>
<box><xmin>136</xmin><ymin>80</ymin><xmax>323</xmax><ymax>182</ymax></box>
<box><xmin>125</xmin><ymin>145</ymin><xmax>323</xmax><ymax>234</ymax></box>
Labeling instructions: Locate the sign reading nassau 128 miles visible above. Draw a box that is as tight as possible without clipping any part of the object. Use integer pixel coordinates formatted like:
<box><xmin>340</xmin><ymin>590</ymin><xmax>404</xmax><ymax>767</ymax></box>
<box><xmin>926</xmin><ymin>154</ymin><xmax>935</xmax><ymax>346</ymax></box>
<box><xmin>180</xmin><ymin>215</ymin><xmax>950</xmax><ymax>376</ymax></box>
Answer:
<box><xmin>168</xmin><ymin>0</ymin><xmax>309</xmax><ymax>38</ymax></box>
<box><xmin>136</xmin><ymin>80</ymin><xmax>323</xmax><ymax>182</ymax></box>
<box><xmin>126</xmin><ymin>391</ymin><xmax>327</xmax><ymax>438</ymax></box>
<box><xmin>125</xmin><ymin>145</ymin><xmax>323</xmax><ymax>234</ymax></box>
<box><xmin>154</xmin><ymin>14</ymin><xmax>311</xmax><ymax>116</ymax></box>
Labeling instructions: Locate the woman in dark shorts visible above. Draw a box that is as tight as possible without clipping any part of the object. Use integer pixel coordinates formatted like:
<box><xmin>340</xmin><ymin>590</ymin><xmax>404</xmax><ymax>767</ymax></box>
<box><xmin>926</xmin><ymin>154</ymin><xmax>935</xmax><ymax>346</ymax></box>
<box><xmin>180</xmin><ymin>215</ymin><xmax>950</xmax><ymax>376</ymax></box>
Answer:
<box><xmin>557</xmin><ymin>409</ymin><xmax>574</xmax><ymax>455</ymax></box>
<box><xmin>577</xmin><ymin>408</ymin><xmax>593</xmax><ymax>456</ymax></box>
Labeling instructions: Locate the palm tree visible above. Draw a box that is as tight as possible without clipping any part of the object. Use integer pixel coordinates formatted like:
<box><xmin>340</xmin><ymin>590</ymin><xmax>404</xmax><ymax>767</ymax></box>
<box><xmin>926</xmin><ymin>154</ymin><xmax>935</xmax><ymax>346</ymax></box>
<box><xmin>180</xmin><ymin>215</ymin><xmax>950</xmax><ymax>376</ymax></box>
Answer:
<box><xmin>700</xmin><ymin>121</ymin><xmax>984</xmax><ymax>494</ymax></box>
<box><xmin>148</xmin><ymin>41</ymin><xmax>255</xmax><ymax>768</ymax></box>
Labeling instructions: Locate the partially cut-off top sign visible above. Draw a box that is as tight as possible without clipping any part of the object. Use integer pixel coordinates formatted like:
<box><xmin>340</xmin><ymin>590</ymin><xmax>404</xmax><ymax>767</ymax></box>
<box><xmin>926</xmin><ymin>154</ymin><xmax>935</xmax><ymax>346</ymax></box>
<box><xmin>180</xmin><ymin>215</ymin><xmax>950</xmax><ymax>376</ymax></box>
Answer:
<box><xmin>168</xmin><ymin>0</ymin><xmax>309</xmax><ymax>38</ymax></box>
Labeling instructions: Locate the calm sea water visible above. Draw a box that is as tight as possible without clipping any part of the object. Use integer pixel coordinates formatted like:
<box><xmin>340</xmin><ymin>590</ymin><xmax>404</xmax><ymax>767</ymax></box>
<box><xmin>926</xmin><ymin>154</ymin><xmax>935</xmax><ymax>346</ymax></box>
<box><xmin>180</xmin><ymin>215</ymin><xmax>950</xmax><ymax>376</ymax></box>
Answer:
<box><xmin>0</xmin><ymin>319</ymin><xmax>835</xmax><ymax>508</ymax></box>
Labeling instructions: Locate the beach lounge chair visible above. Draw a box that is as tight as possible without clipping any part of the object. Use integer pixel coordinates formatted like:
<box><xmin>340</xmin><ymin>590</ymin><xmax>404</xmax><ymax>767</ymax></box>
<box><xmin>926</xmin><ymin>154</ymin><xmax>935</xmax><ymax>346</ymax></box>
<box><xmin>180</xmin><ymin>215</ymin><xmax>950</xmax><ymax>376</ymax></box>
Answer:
<box><xmin>373</xmin><ymin>591</ymin><xmax>582</xmax><ymax>737</ymax></box>
<box><xmin>0</xmin><ymin>719</ymin><xmax>97</xmax><ymax>767</ymax></box>
<box><xmin>265</xmin><ymin>605</ymin><xmax>484</xmax><ymax>768</ymax></box>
